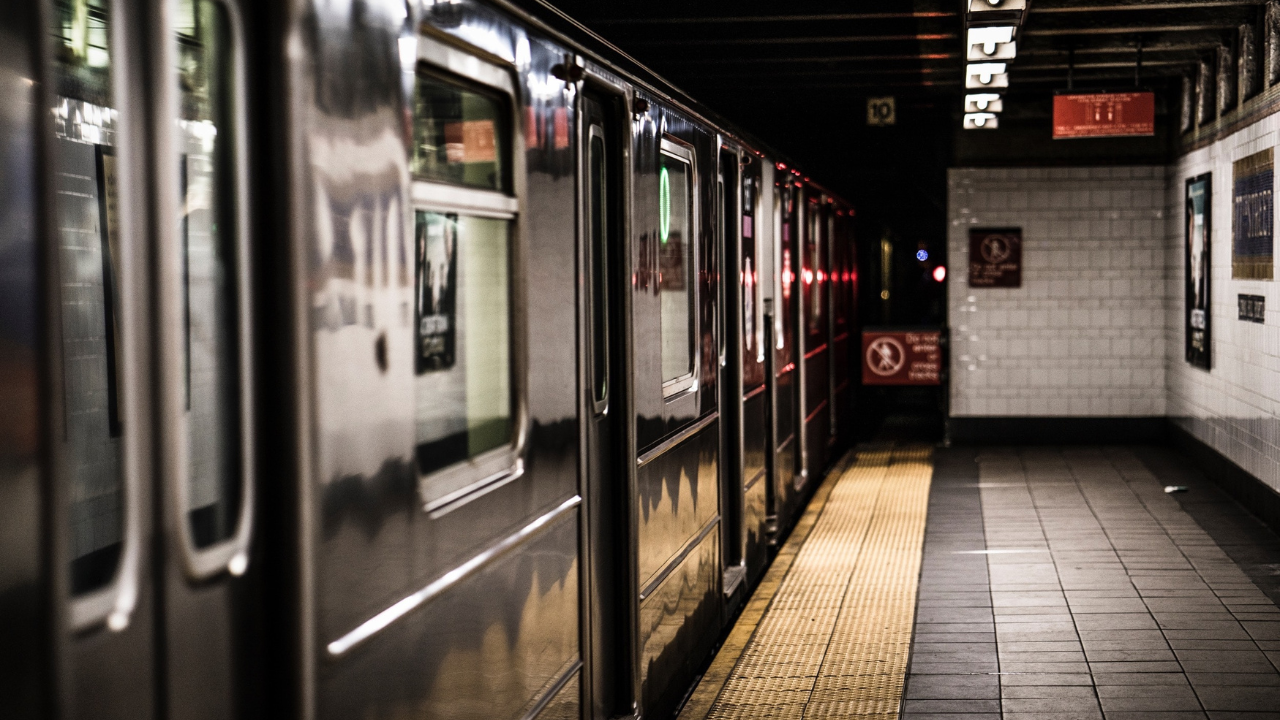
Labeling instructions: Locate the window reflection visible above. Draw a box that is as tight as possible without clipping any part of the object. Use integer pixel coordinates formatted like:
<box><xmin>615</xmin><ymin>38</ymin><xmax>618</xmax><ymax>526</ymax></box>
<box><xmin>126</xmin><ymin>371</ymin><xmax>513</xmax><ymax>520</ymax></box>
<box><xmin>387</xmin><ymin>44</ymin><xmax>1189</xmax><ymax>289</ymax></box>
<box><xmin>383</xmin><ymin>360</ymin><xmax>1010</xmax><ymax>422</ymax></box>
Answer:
<box><xmin>413</xmin><ymin>212</ymin><xmax>512</xmax><ymax>476</ymax></box>
<box><xmin>52</xmin><ymin>0</ymin><xmax>124</xmax><ymax>594</ymax></box>
<box><xmin>659</xmin><ymin>147</ymin><xmax>695</xmax><ymax>385</ymax></box>
<box><xmin>177</xmin><ymin>0</ymin><xmax>242</xmax><ymax>548</ymax></box>
<box><xmin>411</xmin><ymin>73</ymin><xmax>509</xmax><ymax>193</ymax></box>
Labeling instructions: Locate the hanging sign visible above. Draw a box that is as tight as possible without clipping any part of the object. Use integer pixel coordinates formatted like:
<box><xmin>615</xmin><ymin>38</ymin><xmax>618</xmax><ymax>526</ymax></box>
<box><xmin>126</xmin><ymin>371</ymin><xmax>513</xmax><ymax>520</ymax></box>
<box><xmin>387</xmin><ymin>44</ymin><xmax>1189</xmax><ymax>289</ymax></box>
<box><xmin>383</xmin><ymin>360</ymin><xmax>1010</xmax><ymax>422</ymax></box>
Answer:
<box><xmin>862</xmin><ymin>329</ymin><xmax>942</xmax><ymax>386</ymax></box>
<box><xmin>968</xmin><ymin>228</ymin><xmax>1022</xmax><ymax>288</ymax></box>
<box><xmin>1052</xmin><ymin>92</ymin><xmax>1155</xmax><ymax>139</ymax></box>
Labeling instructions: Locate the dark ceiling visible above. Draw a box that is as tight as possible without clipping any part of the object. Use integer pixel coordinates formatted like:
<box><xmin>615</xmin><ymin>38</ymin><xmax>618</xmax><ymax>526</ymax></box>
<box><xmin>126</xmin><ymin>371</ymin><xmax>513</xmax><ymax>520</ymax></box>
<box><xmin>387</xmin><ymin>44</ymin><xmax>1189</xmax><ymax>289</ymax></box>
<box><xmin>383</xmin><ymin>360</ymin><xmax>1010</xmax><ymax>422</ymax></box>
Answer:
<box><xmin>535</xmin><ymin>0</ymin><xmax>1255</xmax><ymax>289</ymax></box>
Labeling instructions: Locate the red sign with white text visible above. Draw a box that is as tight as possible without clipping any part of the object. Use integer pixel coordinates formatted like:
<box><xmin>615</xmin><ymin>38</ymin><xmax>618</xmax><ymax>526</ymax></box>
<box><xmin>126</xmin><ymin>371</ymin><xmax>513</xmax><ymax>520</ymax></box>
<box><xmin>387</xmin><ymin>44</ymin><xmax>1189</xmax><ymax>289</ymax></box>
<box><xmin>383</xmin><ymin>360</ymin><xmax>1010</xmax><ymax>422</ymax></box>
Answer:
<box><xmin>862</xmin><ymin>330</ymin><xmax>942</xmax><ymax>386</ymax></box>
<box><xmin>1052</xmin><ymin>92</ymin><xmax>1155</xmax><ymax>139</ymax></box>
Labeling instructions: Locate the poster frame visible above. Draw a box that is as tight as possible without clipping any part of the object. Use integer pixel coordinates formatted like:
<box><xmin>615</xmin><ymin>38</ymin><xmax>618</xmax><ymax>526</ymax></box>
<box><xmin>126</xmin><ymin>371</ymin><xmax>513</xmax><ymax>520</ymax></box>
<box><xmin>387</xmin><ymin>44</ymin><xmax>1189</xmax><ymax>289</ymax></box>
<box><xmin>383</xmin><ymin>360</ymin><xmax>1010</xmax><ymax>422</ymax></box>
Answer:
<box><xmin>1185</xmin><ymin>172</ymin><xmax>1212</xmax><ymax>370</ymax></box>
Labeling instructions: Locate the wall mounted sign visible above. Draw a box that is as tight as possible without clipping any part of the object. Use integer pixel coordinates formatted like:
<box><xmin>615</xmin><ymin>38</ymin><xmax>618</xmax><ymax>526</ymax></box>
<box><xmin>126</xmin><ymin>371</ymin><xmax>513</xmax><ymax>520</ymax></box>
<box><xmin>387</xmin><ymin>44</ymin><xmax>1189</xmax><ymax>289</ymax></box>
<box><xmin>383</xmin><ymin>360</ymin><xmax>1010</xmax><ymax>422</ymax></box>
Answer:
<box><xmin>1232</xmin><ymin>148</ymin><xmax>1274</xmax><ymax>279</ymax></box>
<box><xmin>1239</xmin><ymin>294</ymin><xmax>1265</xmax><ymax>323</ymax></box>
<box><xmin>867</xmin><ymin>96</ymin><xmax>896</xmax><ymax>126</ymax></box>
<box><xmin>1185</xmin><ymin>174</ymin><xmax>1211</xmax><ymax>370</ymax></box>
<box><xmin>968</xmin><ymin>227</ymin><xmax>1022</xmax><ymax>287</ymax></box>
<box><xmin>862</xmin><ymin>329</ymin><xmax>942</xmax><ymax>386</ymax></box>
<box><xmin>1052</xmin><ymin>92</ymin><xmax>1155</xmax><ymax>139</ymax></box>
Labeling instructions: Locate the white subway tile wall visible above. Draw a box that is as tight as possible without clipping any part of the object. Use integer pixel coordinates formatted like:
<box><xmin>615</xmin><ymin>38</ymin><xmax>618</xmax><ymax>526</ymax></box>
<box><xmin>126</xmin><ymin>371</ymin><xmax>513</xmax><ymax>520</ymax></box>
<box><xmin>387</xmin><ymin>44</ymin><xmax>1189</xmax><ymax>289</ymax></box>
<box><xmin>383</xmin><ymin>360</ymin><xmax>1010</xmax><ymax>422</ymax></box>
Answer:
<box><xmin>1170</xmin><ymin>121</ymin><xmax>1280</xmax><ymax>494</ymax></box>
<box><xmin>947</xmin><ymin>166</ymin><xmax>1168</xmax><ymax>420</ymax></box>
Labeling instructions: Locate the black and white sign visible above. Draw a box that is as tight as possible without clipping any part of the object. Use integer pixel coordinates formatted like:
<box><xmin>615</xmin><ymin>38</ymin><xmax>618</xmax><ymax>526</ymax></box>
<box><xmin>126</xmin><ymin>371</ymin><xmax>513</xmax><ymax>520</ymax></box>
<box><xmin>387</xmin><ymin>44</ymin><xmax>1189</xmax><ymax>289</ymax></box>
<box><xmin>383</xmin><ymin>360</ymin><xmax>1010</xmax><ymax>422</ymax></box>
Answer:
<box><xmin>867</xmin><ymin>96</ymin><xmax>896</xmax><ymax>126</ymax></box>
<box><xmin>1185</xmin><ymin>174</ymin><xmax>1211</xmax><ymax>370</ymax></box>
<box><xmin>1239</xmin><ymin>294</ymin><xmax>1265</xmax><ymax>324</ymax></box>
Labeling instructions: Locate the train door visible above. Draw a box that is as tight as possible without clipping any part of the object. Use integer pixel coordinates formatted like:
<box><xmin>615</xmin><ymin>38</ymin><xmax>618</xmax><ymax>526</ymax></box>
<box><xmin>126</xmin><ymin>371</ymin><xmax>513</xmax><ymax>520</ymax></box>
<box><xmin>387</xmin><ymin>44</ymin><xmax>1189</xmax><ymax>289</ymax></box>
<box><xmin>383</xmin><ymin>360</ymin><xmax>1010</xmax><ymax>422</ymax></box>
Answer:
<box><xmin>802</xmin><ymin>193</ymin><xmax>830</xmax><ymax>476</ymax></box>
<box><xmin>738</xmin><ymin>157</ymin><xmax>768</xmax><ymax>581</ymax></box>
<box><xmin>772</xmin><ymin>181</ymin><xmax>800</xmax><ymax>519</ymax></box>
<box><xmin>33</xmin><ymin>1</ymin><xmax>258</xmax><ymax>718</ymax></box>
<box><xmin>716</xmin><ymin>145</ymin><xmax>745</xmax><ymax>601</ymax></box>
<box><xmin>581</xmin><ymin>89</ymin><xmax>637</xmax><ymax>720</ymax></box>
<box><xmin>154</xmin><ymin>1</ymin><xmax>258</xmax><ymax>718</ymax></box>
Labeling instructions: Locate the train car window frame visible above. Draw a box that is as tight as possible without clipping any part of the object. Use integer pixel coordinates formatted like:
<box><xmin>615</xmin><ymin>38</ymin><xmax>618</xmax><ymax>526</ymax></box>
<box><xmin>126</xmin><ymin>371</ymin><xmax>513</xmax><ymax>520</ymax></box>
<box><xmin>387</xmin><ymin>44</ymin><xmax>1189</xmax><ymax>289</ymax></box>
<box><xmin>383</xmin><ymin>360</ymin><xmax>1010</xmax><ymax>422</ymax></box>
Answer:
<box><xmin>49</xmin><ymin>0</ymin><xmax>146</xmax><ymax>632</ymax></box>
<box><xmin>587</xmin><ymin>122</ymin><xmax>609</xmax><ymax>415</ymax></box>
<box><xmin>658</xmin><ymin>136</ymin><xmax>699</xmax><ymax>399</ymax></box>
<box><xmin>161</xmin><ymin>0</ymin><xmax>257</xmax><ymax>582</ymax></box>
<box><xmin>410</xmin><ymin>36</ymin><xmax>527</xmax><ymax>516</ymax></box>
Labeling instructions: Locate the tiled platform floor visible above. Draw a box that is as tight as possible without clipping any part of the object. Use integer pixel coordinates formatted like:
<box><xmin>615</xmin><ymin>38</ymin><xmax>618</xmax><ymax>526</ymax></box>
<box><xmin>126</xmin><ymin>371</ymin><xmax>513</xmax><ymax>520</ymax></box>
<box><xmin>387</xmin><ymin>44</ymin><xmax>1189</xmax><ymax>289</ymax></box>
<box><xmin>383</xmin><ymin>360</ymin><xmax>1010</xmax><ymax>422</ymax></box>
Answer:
<box><xmin>907</xmin><ymin>446</ymin><xmax>1280</xmax><ymax>720</ymax></box>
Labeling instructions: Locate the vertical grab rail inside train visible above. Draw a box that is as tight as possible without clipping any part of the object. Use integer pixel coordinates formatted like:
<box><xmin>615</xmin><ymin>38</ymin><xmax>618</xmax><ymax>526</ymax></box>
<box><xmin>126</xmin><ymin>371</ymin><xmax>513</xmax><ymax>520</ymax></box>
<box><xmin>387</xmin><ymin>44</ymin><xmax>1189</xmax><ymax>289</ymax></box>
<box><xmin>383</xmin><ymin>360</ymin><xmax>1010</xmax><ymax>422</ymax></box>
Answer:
<box><xmin>157</xmin><ymin>0</ymin><xmax>256</xmax><ymax>580</ymax></box>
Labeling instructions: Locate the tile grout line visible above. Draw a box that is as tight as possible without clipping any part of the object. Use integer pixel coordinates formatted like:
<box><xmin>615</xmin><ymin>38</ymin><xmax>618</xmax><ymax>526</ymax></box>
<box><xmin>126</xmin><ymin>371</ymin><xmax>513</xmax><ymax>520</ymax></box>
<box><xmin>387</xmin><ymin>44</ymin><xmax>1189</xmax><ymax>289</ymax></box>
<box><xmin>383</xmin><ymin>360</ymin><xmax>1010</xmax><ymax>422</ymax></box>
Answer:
<box><xmin>1064</xmin><ymin>448</ymin><xmax>1209</xmax><ymax>717</ymax></box>
<box><xmin>1049</xmin><ymin>448</ymin><xmax>1107</xmax><ymax>719</ymax></box>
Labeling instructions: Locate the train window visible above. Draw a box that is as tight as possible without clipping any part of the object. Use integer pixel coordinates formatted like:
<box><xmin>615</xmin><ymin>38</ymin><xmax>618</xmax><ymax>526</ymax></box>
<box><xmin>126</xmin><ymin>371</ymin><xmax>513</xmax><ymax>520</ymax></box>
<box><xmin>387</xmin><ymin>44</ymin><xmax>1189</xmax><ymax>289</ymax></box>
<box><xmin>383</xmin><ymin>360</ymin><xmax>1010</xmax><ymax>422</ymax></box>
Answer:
<box><xmin>176</xmin><ymin>0</ymin><xmax>244</xmax><ymax>549</ymax></box>
<box><xmin>806</xmin><ymin>199</ymin><xmax>825</xmax><ymax>337</ymax></box>
<box><xmin>51</xmin><ymin>0</ymin><xmax>125</xmax><ymax>595</ymax></box>
<box><xmin>742</xmin><ymin>172</ymin><xmax>759</xmax><ymax>366</ymax></box>
<box><xmin>588</xmin><ymin>126</ymin><xmax>608</xmax><ymax>408</ymax></box>
<box><xmin>413</xmin><ymin>212</ymin><xmax>512</xmax><ymax>475</ymax></box>
<box><xmin>409</xmin><ymin>42</ymin><xmax>520</xmax><ymax>510</ymax></box>
<box><xmin>411</xmin><ymin>72</ymin><xmax>510</xmax><ymax>193</ymax></box>
<box><xmin>659</xmin><ymin>140</ymin><xmax>696</xmax><ymax>391</ymax></box>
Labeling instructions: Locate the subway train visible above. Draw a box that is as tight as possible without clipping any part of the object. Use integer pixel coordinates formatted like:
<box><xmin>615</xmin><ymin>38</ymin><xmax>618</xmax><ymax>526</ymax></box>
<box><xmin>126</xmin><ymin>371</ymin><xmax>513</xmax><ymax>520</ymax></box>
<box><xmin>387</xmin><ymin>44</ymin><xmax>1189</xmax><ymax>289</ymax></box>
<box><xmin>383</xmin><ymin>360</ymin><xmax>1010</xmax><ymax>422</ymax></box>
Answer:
<box><xmin>0</xmin><ymin>1</ymin><xmax>859</xmax><ymax>719</ymax></box>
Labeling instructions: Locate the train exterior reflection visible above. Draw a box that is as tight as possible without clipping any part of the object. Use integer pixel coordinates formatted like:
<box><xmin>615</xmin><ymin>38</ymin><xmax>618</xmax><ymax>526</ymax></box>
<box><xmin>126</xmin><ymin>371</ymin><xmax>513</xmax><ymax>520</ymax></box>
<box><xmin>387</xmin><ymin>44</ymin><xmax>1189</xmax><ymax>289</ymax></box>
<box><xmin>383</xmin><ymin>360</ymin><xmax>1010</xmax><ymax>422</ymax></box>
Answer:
<box><xmin>6</xmin><ymin>0</ymin><xmax>858</xmax><ymax>719</ymax></box>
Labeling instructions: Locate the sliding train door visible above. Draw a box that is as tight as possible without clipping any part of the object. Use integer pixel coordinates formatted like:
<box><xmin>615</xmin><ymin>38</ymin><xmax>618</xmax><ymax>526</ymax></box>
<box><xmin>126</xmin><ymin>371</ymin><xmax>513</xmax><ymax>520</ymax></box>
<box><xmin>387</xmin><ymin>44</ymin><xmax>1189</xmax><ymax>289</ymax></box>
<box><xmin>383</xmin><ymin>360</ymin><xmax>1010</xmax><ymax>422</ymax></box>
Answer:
<box><xmin>772</xmin><ymin>180</ymin><xmax>801</xmax><ymax>521</ymax></box>
<box><xmin>31</xmin><ymin>0</ymin><xmax>259</xmax><ymax>718</ymax></box>
<box><xmin>717</xmin><ymin>145</ymin><xmax>745</xmax><ymax>602</ymax></box>
<box><xmin>581</xmin><ymin>86</ymin><xmax>638</xmax><ymax>720</ymax></box>
<box><xmin>737</xmin><ymin>156</ymin><xmax>769</xmax><ymax>582</ymax></box>
<box><xmin>152</xmin><ymin>0</ymin><xmax>259</xmax><ymax>717</ymax></box>
<box><xmin>801</xmin><ymin>192</ymin><xmax>831</xmax><ymax>476</ymax></box>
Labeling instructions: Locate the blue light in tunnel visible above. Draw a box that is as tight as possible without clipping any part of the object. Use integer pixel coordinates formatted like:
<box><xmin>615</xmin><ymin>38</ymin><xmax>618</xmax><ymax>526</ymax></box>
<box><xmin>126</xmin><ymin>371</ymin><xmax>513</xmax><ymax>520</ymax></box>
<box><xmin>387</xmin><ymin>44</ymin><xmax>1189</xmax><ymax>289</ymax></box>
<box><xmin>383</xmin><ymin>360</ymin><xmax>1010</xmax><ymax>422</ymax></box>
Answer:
<box><xmin>916</xmin><ymin>249</ymin><xmax>929</xmax><ymax>262</ymax></box>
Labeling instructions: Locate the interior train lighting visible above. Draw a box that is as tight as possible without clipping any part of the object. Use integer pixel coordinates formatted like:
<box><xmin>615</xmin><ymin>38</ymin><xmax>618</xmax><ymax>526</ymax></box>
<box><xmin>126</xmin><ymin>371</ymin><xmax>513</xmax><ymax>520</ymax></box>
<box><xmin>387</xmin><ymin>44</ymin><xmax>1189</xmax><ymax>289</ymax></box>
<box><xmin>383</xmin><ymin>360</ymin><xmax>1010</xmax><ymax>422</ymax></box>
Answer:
<box><xmin>933</xmin><ymin>266</ymin><xmax>947</xmax><ymax>282</ymax></box>
<box><xmin>964</xmin><ymin>113</ymin><xmax>999</xmax><ymax>129</ymax></box>
<box><xmin>659</xmin><ymin>166</ymin><xmax>671</xmax><ymax>243</ymax></box>
<box><xmin>965</xmin><ymin>93</ymin><xmax>1002</xmax><ymax>113</ymax></box>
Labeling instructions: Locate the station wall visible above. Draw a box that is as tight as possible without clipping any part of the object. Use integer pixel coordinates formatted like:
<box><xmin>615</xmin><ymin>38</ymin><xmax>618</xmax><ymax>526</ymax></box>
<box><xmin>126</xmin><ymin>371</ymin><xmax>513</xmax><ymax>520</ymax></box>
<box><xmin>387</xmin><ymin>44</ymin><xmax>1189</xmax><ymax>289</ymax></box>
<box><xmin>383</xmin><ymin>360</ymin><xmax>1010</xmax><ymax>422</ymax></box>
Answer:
<box><xmin>1168</xmin><ymin>120</ymin><xmax>1280</xmax><ymax>494</ymax></box>
<box><xmin>946</xmin><ymin>166</ymin><xmax>1168</xmax><ymax>420</ymax></box>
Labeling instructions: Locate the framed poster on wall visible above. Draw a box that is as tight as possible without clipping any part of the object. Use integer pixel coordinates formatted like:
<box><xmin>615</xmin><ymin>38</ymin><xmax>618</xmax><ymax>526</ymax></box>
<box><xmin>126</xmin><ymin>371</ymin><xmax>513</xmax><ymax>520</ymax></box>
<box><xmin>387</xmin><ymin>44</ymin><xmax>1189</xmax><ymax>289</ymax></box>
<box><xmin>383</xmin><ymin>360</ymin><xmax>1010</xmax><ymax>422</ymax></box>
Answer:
<box><xmin>1186</xmin><ymin>173</ymin><xmax>1211</xmax><ymax>370</ymax></box>
<box><xmin>1232</xmin><ymin>148</ymin><xmax>1273</xmax><ymax>279</ymax></box>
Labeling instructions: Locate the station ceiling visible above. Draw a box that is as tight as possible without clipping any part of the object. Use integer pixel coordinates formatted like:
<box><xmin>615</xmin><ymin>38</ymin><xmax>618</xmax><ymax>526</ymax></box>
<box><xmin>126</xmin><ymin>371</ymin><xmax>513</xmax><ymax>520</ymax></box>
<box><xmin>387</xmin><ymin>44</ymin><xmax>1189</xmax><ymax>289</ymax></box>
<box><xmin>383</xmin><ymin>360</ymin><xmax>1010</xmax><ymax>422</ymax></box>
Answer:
<box><xmin>535</xmin><ymin>0</ymin><xmax>1242</xmax><ymax>249</ymax></box>
<box><xmin>542</xmin><ymin>0</ymin><xmax>1253</xmax><ymax>100</ymax></box>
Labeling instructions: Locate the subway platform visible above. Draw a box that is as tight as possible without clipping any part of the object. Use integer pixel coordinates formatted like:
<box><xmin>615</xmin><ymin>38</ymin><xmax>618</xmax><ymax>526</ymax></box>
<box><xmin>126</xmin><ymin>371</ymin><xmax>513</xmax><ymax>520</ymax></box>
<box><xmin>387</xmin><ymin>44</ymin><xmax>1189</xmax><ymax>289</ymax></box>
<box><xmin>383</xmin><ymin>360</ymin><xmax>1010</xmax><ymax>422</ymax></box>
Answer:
<box><xmin>677</xmin><ymin>444</ymin><xmax>1280</xmax><ymax>720</ymax></box>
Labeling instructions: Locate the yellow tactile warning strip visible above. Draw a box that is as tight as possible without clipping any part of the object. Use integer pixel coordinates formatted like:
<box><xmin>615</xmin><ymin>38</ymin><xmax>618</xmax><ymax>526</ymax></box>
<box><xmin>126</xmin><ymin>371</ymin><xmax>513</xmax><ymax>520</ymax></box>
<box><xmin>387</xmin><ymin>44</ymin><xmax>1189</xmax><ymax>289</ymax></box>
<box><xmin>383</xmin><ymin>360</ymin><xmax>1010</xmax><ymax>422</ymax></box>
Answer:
<box><xmin>678</xmin><ymin>443</ymin><xmax>933</xmax><ymax>720</ymax></box>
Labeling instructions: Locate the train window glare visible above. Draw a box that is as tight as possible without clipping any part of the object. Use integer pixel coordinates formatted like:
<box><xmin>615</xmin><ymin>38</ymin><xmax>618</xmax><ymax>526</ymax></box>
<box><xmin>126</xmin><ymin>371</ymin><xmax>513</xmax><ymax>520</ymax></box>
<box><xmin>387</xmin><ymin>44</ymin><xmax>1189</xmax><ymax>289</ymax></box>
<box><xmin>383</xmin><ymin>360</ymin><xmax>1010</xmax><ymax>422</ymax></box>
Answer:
<box><xmin>52</xmin><ymin>0</ymin><xmax>125</xmax><ymax>595</ymax></box>
<box><xmin>806</xmin><ymin>201</ymin><xmax>825</xmax><ymax>337</ymax></box>
<box><xmin>177</xmin><ymin>0</ymin><xmax>243</xmax><ymax>548</ymax></box>
<box><xmin>659</xmin><ymin>147</ymin><xmax>695</xmax><ymax>387</ymax></box>
<box><xmin>411</xmin><ymin>73</ymin><xmax>509</xmax><ymax>193</ymax></box>
<box><xmin>413</xmin><ymin>211</ymin><xmax>513</xmax><ymax>477</ymax></box>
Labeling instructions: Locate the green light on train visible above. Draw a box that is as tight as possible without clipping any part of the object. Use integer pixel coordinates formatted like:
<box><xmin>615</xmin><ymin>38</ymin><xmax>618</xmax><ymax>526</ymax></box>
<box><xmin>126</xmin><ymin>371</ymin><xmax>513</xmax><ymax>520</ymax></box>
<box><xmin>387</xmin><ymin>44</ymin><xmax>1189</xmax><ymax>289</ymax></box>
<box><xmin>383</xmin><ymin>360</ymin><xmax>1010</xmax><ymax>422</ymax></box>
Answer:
<box><xmin>659</xmin><ymin>166</ymin><xmax>671</xmax><ymax>243</ymax></box>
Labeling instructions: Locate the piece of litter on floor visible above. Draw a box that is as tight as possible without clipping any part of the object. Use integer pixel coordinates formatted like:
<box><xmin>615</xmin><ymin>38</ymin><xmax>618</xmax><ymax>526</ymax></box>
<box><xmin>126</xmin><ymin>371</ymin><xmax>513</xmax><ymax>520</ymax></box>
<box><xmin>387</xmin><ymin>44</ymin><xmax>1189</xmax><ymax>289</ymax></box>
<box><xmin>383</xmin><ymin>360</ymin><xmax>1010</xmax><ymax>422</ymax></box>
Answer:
<box><xmin>1164</xmin><ymin>485</ymin><xmax>1188</xmax><ymax>494</ymax></box>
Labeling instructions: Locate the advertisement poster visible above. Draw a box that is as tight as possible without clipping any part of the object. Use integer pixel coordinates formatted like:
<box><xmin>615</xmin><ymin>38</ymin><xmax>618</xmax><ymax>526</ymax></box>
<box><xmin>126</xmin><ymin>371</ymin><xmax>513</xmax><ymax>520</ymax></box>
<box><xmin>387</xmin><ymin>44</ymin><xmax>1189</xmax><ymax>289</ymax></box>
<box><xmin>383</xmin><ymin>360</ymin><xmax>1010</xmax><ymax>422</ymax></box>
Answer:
<box><xmin>968</xmin><ymin>228</ymin><xmax>1022</xmax><ymax>287</ymax></box>
<box><xmin>1185</xmin><ymin>174</ymin><xmax>1211</xmax><ymax>369</ymax></box>
<box><xmin>862</xmin><ymin>329</ymin><xmax>942</xmax><ymax>386</ymax></box>
<box><xmin>415</xmin><ymin>211</ymin><xmax>458</xmax><ymax>373</ymax></box>
<box><xmin>1232</xmin><ymin>149</ymin><xmax>1273</xmax><ymax>279</ymax></box>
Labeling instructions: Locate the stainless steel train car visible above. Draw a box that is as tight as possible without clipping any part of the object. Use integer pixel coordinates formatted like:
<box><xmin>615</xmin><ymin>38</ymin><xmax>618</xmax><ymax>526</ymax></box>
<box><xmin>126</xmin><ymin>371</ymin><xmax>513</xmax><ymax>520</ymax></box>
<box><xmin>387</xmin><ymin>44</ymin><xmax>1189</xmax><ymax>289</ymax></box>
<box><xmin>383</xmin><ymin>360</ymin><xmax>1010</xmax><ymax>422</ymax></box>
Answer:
<box><xmin>0</xmin><ymin>1</ymin><xmax>859</xmax><ymax>719</ymax></box>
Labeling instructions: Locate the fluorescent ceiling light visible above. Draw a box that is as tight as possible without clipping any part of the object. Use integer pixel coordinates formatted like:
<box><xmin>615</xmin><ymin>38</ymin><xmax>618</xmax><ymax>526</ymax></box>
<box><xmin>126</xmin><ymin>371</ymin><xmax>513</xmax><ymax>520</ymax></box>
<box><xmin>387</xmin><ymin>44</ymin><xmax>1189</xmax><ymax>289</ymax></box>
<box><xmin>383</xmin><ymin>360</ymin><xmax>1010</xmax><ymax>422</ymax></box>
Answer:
<box><xmin>964</xmin><ymin>113</ymin><xmax>999</xmax><ymax>129</ymax></box>
<box><xmin>965</xmin><ymin>93</ymin><xmax>1003</xmax><ymax>112</ymax></box>
<box><xmin>968</xmin><ymin>26</ymin><xmax>1014</xmax><ymax>55</ymax></box>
